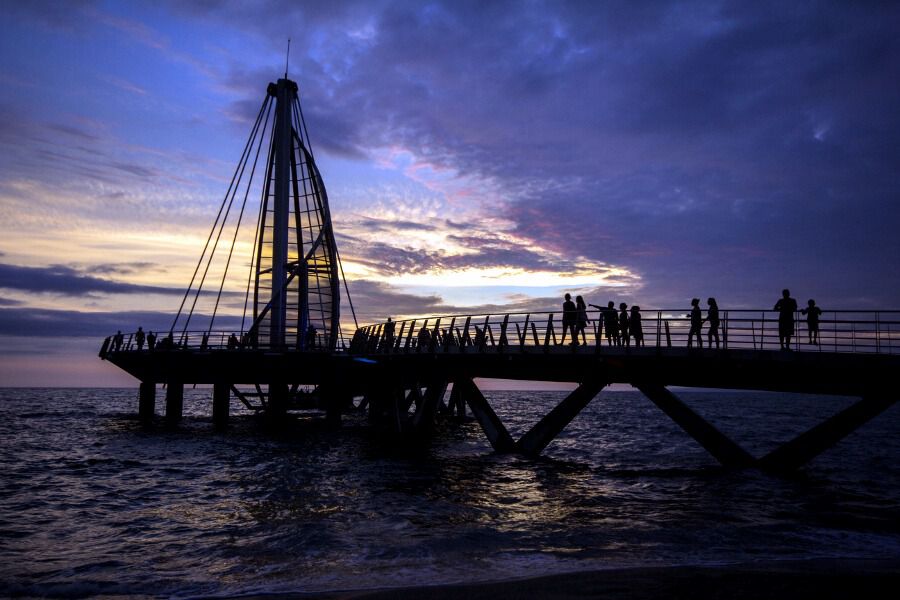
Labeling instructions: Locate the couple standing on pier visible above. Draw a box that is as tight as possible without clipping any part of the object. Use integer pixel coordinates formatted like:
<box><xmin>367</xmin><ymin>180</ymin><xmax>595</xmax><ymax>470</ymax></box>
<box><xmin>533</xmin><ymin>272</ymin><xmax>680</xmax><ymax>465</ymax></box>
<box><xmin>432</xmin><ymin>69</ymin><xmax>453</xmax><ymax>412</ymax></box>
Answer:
<box><xmin>560</xmin><ymin>293</ymin><xmax>590</xmax><ymax>346</ymax></box>
<box><xmin>686</xmin><ymin>298</ymin><xmax>721</xmax><ymax>349</ymax></box>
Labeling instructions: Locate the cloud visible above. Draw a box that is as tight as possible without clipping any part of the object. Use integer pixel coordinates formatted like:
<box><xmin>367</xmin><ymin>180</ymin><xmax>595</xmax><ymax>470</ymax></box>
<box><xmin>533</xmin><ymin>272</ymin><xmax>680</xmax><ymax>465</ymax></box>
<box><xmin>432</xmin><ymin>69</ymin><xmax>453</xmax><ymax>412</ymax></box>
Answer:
<box><xmin>0</xmin><ymin>263</ymin><xmax>185</xmax><ymax>297</ymax></box>
<box><xmin>184</xmin><ymin>1</ymin><xmax>900</xmax><ymax>306</ymax></box>
<box><xmin>0</xmin><ymin>307</ymin><xmax>243</xmax><ymax>338</ymax></box>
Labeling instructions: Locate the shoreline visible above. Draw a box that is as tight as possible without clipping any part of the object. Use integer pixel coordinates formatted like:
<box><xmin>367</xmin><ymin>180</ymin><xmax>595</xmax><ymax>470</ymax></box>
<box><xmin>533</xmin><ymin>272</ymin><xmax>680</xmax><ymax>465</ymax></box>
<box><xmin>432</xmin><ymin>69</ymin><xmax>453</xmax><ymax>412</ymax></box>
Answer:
<box><xmin>272</xmin><ymin>558</ymin><xmax>900</xmax><ymax>600</ymax></box>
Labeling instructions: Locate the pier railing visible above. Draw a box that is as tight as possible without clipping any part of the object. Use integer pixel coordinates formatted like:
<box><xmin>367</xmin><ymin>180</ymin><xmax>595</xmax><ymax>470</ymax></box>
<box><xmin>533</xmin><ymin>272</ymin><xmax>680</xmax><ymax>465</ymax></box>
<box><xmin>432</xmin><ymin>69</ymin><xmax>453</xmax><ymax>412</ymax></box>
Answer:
<box><xmin>348</xmin><ymin>309</ymin><xmax>900</xmax><ymax>355</ymax></box>
<box><xmin>100</xmin><ymin>309</ymin><xmax>900</xmax><ymax>357</ymax></box>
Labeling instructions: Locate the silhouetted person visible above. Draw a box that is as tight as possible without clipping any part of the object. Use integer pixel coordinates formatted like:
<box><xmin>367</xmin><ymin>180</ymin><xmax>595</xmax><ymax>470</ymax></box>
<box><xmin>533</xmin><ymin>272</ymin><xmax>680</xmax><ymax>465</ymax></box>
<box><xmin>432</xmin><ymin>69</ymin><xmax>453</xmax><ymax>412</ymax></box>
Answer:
<box><xmin>706</xmin><ymin>297</ymin><xmax>720</xmax><ymax>349</ymax></box>
<box><xmin>380</xmin><ymin>317</ymin><xmax>395</xmax><ymax>352</ymax></box>
<box><xmin>774</xmin><ymin>288</ymin><xmax>798</xmax><ymax>350</ymax></box>
<box><xmin>630</xmin><ymin>306</ymin><xmax>644</xmax><ymax>347</ymax></box>
<box><xmin>801</xmin><ymin>299</ymin><xmax>822</xmax><ymax>345</ymax></box>
<box><xmin>306</xmin><ymin>324</ymin><xmax>317</xmax><ymax>350</ymax></box>
<box><xmin>687</xmin><ymin>298</ymin><xmax>703</xmax><ymax>348</ymax></box>
<box><xmin>417</xmin><ymin>326</ymin><xmax>431</xmax><ymax>352</ymax></box>
<box><xmin>113</xmin><ymin>330</ymin><xmax>123</xmax><ymax>352</ymax></box>
<box><xmin>560</xmin><ymin>293</ymin><xmax>578</xmax><ymax>346</ymax></box>
<box><xmin>227</xmin><ymin>333</ymin><xmax>238</xmax><ymax>350</ymax></box>
<box><xmin>575</xmin><ymin>295</ymin><xmax>589</xmax><ymax>345</ymax></box>
<box><xmin>603</xmin><ymin>301</ymin><xmax>620</xmax><ymax>346</ymax></box>
<box><xmin>147</xmin><ymin>331</ymin><xmax>156</xmax><ymax>351</ymax></box>
<box><xmin>135</xmin><ymin>327</ymin><xmax>145</xmax><ymax>350</ymax></box>
<box><xmin>619</xmin><ymin>302</ymin><xmax>630</xmax><ymax>347</ymax></box>
<box><xmin>200</xmin><ymin>331</ymin><xmax>209</xmax><ymax>350</ymax></box>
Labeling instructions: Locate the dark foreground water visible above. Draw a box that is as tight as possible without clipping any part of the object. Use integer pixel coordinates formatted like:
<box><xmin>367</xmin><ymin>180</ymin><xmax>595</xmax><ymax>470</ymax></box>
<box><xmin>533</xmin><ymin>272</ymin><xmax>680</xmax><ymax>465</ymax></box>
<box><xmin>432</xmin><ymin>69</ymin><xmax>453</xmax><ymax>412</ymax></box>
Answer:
<box><xmin>1</xmin><ymin>387</ymin><xmax>899</xmax><ymax>598</ymax></box>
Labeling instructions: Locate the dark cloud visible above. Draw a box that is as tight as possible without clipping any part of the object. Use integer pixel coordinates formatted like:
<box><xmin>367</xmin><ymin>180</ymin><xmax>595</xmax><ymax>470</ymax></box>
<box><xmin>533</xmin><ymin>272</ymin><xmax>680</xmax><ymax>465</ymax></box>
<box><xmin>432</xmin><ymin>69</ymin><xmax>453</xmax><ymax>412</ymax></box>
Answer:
<box><xmin>0</xmin><ymin>297</ymin><xmax>22</xmax><ymax>307</ymax></box>
<box><xmin>87</xmin><ymin>262</ymin><xmax>164</xmax><ymax>276</ymax></box>
<box><xmin>354</xmin><ymin>216</ymin><xmax>437</xmax><ymax>233</ymax></box>
<box><xmin>3</xmin><ymin>0</ymin><xmax>98</xmax><ymax>31</ymax></box>
<box><xmin>183</xmin><ymin>1</ymin><xmax>900</xmax><ymax>305</ymax></box>
<box><xmin>0</xmin><ymin>307</ymin><xmax>242</xmax><ymax>338</ymax></box>
<box><xmin>0</xmin><ymin>263</ymin><xmax>185</xmax><ymax>297</ymax></box>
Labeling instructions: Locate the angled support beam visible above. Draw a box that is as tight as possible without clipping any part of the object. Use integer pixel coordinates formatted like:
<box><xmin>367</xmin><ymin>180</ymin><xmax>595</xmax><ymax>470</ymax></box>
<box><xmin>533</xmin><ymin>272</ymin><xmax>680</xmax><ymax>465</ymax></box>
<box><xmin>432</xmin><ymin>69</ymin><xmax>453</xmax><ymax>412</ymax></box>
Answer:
<box><xmin>758</xmin><ymin>393</ymin><xmax>897</xmax><ymax>473</ymax></box>
<box><xmin>516</xmin><ymin>379</ymin><xmax>605</xmax><ymax>457</ymax></box>
<box><xmin>636</xmin><ymin>383</ymin><xmax>755</xmax><ymax>468</ymax></box>
<box><xmin>402</xmin><ymin>385</ymin><xmax>422</xmax><ymax>413</ymax></box>
<box><xmin>411</xmin><ymin>380</ymin><xmax>447</xmax><ymax>433</ymax></box>
<box><xmin>455</xmin><ymin>378</ymin><xmax>515</xmax><ymax>452</ymax></box>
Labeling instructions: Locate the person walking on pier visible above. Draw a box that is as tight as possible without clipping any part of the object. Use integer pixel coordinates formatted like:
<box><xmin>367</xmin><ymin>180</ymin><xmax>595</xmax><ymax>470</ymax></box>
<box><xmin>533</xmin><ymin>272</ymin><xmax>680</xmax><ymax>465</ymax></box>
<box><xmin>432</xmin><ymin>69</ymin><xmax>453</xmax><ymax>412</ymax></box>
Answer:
<box><xmin>561</xmin><ymin>293</ymin><xmax>578</xmax><ymax>346</ymax></box>
<box><xmin>113</xmin><ymin>330</ymin><xmax>123</xmax><ymax>352</ymax></box>
<box><xmin>706</xmin><ymin>298</ymin><xmax>721</xmax><ymax>349</ymax></box>
<box><xmin>619</xmin><ymin>302</ymin><xmax>631</xmax><ymax>347</ymax></box>
<box><xmin>687</xmin><ymin>298</ymin><xmax>703</xmax><ymax>348</ymax></box>
<box><xmin>575</xmin><ymin>295</ymin><xmax>589</xmax><ymax>345</ymax></box>
<box><xmin>306</xmin><ymin>324</ymin><xmax>317</xmax><ymax>350</ymax></box>
<box><xmin>147</xmin><ymin>331</ymin><xmax>156</xmax><ymax>351</ymax></box>
<box><xmin>774</xmin><ymin>289</ymin><xmax>798</xmax><ymax>350</ymax></box>
<box><xmin>801</xmin><ymin>299</ymin><xmax>822</xmax><ymax>345</ymax></box>
<box><xmin>135</xmin><ymin>327</ymin><xmax>145</xmax><ymax>351</ymax></box>
<box><xmin>630</xmin><ymin>305</ymin><xmax>644</xmax><ymax>347</ymax></box>
<box><xmin>227</xmin><ymin>333</ymin><xmax>238</xmax><ymax>350</ymax></box>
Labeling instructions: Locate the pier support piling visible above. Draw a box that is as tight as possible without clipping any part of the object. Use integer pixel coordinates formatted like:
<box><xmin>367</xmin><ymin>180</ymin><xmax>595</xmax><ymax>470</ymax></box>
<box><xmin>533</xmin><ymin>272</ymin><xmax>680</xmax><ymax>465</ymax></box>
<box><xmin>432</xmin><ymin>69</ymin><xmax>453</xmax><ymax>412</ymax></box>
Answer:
<box><xmin>320</xmin><ymin>383</ymin><xmax>347</xmax><ymax>429</ymax></box>
<box><xmin>411</xmin><ymin>380</ymin><xmax>448</xmax><ymax>434</ymax></box>
<box><xmin>636</xmin><ymin>383</ymin><xmax>755</xmax><ymax>468</ymax></box>
<box><xmin>268</xmin><ymin>383</ymin><xmax>288</xmax><ymax>419</ymax></box>
<box><xmin>139</xmin><ymin>382</ymin><xmax>156</xmax><ymax>425</ymax></box>
<box><xmin>165</xmin><ymin>382</ymin><xmax>184</xmax><ymax>423</ymax></box>
<box><xmin>516</xmin><ymin>379</ymin><xmax>606</xmax><ymax>457</ymax></box>
<box><xmin>213</xmin><ymin>382</ymin><xmax>230</xmax><ymax>428</ymax></box>
<box><xmin>402</xmin><ymin>385</ymin><xmax>422</xmax><ymax>413</ymax></box>
<box><xmin>758</xmin><ymin>393</ymin><xmax>898</xmax><ymax>472</ymax></box>
<box><xmin>455</xmin><ymin>378</ymin><xmax>515</xmax><ymax>452</ymax></box>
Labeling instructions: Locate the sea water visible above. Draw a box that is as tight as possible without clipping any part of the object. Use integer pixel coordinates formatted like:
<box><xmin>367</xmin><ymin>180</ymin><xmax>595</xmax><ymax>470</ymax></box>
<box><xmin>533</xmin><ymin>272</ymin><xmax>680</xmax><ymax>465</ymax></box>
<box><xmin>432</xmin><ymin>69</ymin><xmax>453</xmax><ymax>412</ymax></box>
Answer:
<box><xmin>1</xmin><ymin>388</ymin><xmax>899</xmax><ymax>597</ymax></box>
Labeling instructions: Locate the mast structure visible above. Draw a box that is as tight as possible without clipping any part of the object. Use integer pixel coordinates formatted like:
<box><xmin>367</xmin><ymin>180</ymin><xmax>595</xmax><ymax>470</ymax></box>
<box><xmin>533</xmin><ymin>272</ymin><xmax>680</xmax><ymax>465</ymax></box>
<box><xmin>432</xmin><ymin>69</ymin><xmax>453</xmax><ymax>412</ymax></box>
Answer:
<box><xmin>252</xmin><ymin>78</ymin><xmax>340</xmax><ymax>350</ymax></box>
<box><xmin>169</xmin><ymin>76</ymin><xmax>344</xmax><ymax>352</ymax></box>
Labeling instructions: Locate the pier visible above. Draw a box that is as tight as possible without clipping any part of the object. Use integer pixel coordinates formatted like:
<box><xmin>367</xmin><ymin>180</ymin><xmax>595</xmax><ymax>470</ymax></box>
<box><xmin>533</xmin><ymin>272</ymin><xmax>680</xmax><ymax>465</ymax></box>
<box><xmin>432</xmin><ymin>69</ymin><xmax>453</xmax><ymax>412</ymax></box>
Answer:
<box><xmin>100</xmin><ymin>76</ymin><xmax>899</xmax><ymax>472</ymax></box>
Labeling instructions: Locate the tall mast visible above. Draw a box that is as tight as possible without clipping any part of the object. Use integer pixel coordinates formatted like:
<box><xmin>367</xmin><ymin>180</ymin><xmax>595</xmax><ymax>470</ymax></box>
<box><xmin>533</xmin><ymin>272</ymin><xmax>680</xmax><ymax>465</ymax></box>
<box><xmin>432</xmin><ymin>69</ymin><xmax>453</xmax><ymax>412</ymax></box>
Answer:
<box><xmin>270</xmin><ymin>78</ymin><xmax>293</xmax><ymax>348</ymax></box>
<box><xmin>251</xmin><ymin>77</ymin><xmax>341</xmax><ymax>350</ymax></box>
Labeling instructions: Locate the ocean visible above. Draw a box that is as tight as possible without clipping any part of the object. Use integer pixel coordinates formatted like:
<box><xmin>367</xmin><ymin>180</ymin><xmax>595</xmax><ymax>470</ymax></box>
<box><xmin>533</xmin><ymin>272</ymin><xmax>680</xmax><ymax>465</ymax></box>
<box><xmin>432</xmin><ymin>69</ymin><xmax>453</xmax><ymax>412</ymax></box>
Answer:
<box><xmin>2</xmin><ymin>387</ymin><xmax>899</xmax><ymax>598</ymax></box>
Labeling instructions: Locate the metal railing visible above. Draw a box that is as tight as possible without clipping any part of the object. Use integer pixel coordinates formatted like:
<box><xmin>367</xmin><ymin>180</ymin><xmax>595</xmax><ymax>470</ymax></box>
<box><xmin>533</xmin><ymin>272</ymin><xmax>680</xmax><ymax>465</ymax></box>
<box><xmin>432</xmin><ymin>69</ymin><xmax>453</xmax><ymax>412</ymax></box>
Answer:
<box><xmin>99</xmin><ymin>309</ymin><xmax>900</xmax><ymax>358</ymax></box>
<box><xmin>98</xmin><ymin>328</ymin><xmax>343</xmax><ymax>357</ymax></box>
<box><xmin>348</xmin><ymin>309</ymin><xmax>900</xmax><ymax>356</ymax></box>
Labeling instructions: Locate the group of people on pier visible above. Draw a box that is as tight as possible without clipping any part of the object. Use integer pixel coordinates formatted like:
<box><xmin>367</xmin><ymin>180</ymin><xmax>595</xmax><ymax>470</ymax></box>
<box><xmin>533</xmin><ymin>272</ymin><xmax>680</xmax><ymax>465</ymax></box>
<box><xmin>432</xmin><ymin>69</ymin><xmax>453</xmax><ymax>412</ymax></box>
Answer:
<box><xmin>105</xmin><ymin>289</ymin><xmax>827</xmax><ymax>356</ymax></box>
<box><xmin>560</xmin><ymin>289</ymin><xmax>822</xmax><ymax>350</ymax></box>
<box><xmin>559</xmin><ymin>294</ymin><xmax>645</xmax><ymax>348</ymax></box>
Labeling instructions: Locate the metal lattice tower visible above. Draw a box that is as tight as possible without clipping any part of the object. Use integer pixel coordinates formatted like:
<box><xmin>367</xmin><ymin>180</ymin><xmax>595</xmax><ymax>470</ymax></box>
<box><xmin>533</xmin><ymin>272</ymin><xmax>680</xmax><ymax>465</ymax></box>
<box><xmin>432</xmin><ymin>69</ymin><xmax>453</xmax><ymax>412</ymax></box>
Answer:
<box><xmin>169</xmin><ymin>76</ymin><xmax>352</xmax><ymax>354</ymax></box>
<box><xmin>253</xmin><ymin>78</ymin><xmax>340</xmax><ymax>350</ymax></box>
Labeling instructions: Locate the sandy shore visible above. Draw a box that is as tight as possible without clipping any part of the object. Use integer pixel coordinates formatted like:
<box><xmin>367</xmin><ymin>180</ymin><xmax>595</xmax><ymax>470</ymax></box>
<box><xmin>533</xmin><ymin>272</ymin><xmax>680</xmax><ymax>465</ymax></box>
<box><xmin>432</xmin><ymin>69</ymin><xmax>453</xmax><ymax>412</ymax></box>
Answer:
<box><xmin>292</xmin><ymin>559</ymin><xmax>900</xmax><ymax>600</ymax></box>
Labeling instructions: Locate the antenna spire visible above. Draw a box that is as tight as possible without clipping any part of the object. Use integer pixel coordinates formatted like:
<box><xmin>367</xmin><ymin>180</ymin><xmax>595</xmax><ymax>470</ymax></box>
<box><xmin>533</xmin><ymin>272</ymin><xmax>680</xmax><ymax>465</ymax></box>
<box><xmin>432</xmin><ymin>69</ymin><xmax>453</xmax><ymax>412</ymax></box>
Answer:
<box><xmin>284</xmin><ymin>38</ymin><xmax>291</xmax><ymax>79</ymax></box>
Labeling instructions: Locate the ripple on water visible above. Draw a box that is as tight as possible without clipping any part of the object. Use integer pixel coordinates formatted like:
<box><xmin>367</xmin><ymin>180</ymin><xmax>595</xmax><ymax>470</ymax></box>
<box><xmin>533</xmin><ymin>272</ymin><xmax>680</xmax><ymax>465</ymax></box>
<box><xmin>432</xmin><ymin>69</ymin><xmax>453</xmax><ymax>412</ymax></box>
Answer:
<box><xmin>0</xmin><ymin>388</ymin><xmax>899</xmax><ymax>596</ymax></box>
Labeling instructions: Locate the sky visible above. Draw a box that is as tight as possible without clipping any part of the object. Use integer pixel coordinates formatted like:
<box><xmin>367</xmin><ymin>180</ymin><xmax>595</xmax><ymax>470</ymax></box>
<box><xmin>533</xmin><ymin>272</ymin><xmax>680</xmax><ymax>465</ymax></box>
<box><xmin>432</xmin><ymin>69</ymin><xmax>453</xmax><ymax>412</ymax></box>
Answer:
<box><xmin>0</xmin><ymin>1</ymin><xmax>899</xmax><ymax>386</ymax></box>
